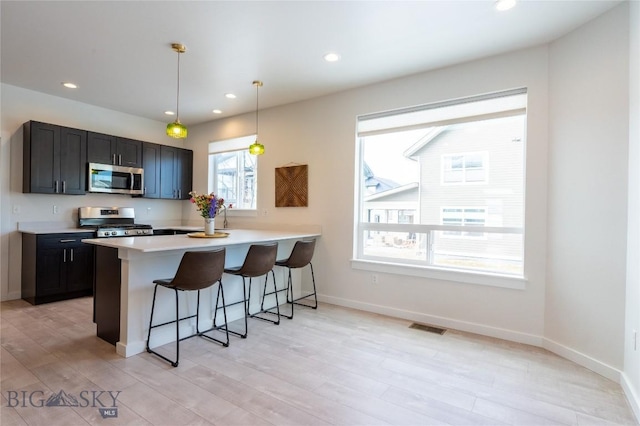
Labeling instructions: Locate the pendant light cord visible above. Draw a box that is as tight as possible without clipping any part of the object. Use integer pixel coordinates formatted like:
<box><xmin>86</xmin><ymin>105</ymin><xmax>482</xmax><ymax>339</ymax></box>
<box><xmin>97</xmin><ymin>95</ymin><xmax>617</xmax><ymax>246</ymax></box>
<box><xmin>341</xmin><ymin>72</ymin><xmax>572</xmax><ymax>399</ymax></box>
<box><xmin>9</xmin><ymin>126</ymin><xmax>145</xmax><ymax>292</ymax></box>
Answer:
<box><xmin>255</xmin><ymin>82</ymin><xmax>259</xmax><ymax>136</ymax></box>
<box><xmin>176</xmin><ymin>50</ymin><xmax>181</xmax><ymax>120</ymax></box>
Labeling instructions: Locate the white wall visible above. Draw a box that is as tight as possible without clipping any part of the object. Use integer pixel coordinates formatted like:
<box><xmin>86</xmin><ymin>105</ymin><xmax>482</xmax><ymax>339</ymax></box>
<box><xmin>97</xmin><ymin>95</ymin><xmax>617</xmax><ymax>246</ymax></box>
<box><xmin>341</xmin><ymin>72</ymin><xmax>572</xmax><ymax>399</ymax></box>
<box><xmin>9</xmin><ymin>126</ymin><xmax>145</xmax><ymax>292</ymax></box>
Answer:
<box><xmin>0</xmin><ymin>84</ymin><xmax>188</xmax><ymax>301</ymax></box>
<box><xmin>546</xmin><ymin>3</ymin><xmax>630</xmax><ymax>375</ymax></box>
<box><xmin>188</xmin><ymin>45</ymin><xmax>551</xmax><ymax>346</ymax></box>
<box><xmin>624</xmin><ymin>0</ymin><xmax>640</xmax><ymax>418</ymax></box>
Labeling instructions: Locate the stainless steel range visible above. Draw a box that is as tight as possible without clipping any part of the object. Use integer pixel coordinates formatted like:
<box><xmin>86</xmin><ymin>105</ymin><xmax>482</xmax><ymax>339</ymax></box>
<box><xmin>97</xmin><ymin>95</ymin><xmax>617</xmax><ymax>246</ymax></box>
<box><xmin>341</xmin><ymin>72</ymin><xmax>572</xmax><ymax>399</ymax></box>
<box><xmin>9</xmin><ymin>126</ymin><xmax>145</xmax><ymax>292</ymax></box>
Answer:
<box><xmin>78</xmin><ymin>207</ymin><xmax>153</xmax><ymax>237</ymax></box>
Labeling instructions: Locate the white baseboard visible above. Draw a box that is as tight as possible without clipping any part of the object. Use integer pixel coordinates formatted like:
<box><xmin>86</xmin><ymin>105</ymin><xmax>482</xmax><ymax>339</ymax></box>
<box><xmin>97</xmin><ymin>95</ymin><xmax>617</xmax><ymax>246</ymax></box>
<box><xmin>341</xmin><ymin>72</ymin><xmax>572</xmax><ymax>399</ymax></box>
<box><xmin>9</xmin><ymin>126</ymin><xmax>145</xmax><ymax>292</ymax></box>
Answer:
<box><xmin>621</xmin><ymin>372</ymin><xmax>640</xmax><ymax>423</ymax></box>
<box><xmin>1</xmin><ymin>291</ymin><xmax>22</xmax><ymax>302</ymax></box>
<box><xmin>542</xmin><ymin>337</ymin><xmax>621</xmax><ymax>382</ymax></box>
<box><xmin>318</xmin><ymin>294</ymin><xmax>543</xmax><ymax>347</ymax></box>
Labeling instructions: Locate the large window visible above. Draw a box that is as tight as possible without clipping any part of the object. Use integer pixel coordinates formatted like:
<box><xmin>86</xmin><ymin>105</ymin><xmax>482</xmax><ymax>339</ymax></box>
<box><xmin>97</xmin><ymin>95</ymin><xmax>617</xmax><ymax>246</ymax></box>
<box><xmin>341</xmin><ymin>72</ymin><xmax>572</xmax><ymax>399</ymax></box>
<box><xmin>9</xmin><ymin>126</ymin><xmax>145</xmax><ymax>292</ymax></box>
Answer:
<box><xmin>354</xmin><ymin>89</ymin><xmax>526</xmax><ymax>279</ymax></box>
<box><xmin>208</xmin><ymin>135</ymin><xmax>257</xmax><ymax>210</ymax></box>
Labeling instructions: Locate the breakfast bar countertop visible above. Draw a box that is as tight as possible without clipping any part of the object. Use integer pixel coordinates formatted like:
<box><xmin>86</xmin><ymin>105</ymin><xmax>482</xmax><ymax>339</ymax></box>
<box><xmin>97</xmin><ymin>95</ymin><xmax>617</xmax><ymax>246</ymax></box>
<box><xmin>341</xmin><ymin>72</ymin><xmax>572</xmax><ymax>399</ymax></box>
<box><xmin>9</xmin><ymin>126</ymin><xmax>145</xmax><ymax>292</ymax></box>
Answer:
<box><xmin>81</xmin><ymin>228</ymin><xmax>321</xmax><ymax>253</ymax></box>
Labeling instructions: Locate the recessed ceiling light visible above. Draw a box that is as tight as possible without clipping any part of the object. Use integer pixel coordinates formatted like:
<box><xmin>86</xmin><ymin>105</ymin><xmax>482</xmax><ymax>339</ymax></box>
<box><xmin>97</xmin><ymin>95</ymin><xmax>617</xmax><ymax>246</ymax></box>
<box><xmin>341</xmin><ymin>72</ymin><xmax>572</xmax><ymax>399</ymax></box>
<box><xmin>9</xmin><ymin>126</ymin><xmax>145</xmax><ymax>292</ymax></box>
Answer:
<box><xmin>164</xmin><ymin>111</ymin><xmax>175</xmax><ymax>116</ymax></box>
<box><xmin>323</xmin><ymin>52</ymin><xmax>341</xmax><ymax>62</ymax></box>
<box><xmin>62</xmin><ymin>82</ymin><xmax>78</xmax><ymax>89</ymax></box>
<box><xmin>225</xmin><ymin>93</ymin><xmax>236</xmax><ymax>99</ymax></box>
<box><xmin>495</xmin><ymin>0</ymin><xmax>516</xmax><ymax>11</ymax></box>
<box><xmin>212</xmin><ymin>109</ymin><xmax>222</xmax><ymax>114</ymax></box>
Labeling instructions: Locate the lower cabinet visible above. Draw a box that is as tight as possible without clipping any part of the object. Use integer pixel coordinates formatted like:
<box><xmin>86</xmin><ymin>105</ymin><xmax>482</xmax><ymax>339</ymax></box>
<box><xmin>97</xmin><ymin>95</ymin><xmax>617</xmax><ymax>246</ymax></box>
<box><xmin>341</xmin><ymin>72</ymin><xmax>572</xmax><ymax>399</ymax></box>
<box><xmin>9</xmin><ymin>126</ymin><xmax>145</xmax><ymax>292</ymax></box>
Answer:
<box><xmin>22</xmin><ymin>233</ymin><xmax>94</xmax><ymax>305</ymax></box>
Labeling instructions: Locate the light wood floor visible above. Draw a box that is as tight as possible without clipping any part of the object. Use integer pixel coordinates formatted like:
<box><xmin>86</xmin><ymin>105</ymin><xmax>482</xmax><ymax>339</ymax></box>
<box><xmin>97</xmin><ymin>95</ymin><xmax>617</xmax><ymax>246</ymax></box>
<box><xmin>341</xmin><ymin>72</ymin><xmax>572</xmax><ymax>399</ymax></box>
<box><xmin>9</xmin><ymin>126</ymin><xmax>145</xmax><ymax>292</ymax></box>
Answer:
<box><xmin>1</xmin><ymin>296</ymin><xmax>637</xmax><ymax>426</ymax></box>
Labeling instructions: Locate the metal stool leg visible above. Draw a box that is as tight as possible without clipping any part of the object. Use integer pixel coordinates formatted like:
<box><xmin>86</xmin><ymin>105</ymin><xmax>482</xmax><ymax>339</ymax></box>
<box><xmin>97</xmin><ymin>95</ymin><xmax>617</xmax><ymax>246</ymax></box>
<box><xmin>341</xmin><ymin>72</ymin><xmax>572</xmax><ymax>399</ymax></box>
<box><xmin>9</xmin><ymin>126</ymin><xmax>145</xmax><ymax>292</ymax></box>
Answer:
<box><xmin>199</xmin><ymin>281</ymin><xmax>230</xmax><ymax>347</ymax></box>
<box><xmin>291</xmin><ymin>262</ymin><xmax>318</xmax><ymax>309</ymax></box>
<box><xmin>251</xmin><ymin>270</ymin><xmax>280</xmax><ymax>324</ymax></box>
<box><xmin>146</xmin><ymin>285</ymin><xmax>181</xmax><ymax>367</ymax></box>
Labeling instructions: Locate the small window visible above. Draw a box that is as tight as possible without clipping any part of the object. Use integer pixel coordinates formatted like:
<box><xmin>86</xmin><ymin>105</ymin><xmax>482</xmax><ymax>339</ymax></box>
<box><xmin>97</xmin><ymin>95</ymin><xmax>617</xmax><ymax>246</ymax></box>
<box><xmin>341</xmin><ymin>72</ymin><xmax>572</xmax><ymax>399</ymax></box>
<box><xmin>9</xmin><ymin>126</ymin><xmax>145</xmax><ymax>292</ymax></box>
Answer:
<box><xmin>209</xmin><ymin>135</ymin><xmax>257</xmax><ymax>210</ymax></box>
<box><xmin>442</xmin><ymin>152</ymin><xmax>488</xmax><ymax>184</ymax></box>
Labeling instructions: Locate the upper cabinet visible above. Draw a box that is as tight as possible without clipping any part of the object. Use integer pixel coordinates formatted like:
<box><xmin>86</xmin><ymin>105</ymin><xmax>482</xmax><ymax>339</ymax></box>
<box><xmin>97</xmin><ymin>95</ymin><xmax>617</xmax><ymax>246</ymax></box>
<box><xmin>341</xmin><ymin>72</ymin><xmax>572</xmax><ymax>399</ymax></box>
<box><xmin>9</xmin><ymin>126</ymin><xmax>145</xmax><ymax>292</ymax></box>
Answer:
<box><xmin>142</xmin><ymin>142</ymin><xmax>161</xmax><ymax>199</ymax></box>
<box><xmin>159</xmin><ymin>145</ymin><xmax>193</xmax><ymax>200</ymax></box>
<box><xmin>22</xmin><ymin>120</ymin><xmax>192</xmax><ymax>199</ymax></box>
<box><xmin>23</xmin><ymin>121</ymin><xmax>87</xmax><ymax>195</ymax></box>
<box><xmin>87</xmin><ymin>132</ymin><xmax>142</xmax><ymax>168</ymax></box>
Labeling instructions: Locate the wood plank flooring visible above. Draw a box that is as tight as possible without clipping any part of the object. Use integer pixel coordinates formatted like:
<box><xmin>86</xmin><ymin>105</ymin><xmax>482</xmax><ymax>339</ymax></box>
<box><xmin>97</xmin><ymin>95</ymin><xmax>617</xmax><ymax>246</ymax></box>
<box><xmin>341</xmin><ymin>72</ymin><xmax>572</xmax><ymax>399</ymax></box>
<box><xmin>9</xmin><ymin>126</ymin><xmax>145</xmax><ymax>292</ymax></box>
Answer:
<box><xmin>1</xmin><ymin>297</ymin><xmax>637</xmax><ymax>426</ymax></box>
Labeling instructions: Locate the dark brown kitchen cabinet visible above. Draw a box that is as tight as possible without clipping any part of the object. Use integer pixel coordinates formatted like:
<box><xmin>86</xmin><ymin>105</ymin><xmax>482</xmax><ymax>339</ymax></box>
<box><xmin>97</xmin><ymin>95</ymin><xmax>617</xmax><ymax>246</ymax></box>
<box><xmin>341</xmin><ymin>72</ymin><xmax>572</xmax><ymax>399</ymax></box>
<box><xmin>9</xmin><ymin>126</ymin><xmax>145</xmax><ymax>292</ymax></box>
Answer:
<box><xmin>23</xmin><ymin>121</ymin><xmax>87</xmax><ymax>195</ymax></box>
<box><xmin>21</xmin><ymin>232</ymin><xmax>94</xmax><ymax>305</ymax></box>
<box><xmin>159</xmin><ymin>145</ymin><xmax>193</xmax><ymax>200</ymax></box>
<box><xmin>142</xmin><ymin>142</ymin><xmax>161</xmax><ymax>198</ymax></box>
<box><xmin>87</xmin><ymin>132</ymin><xmax>142</xmax><ymax>168</ymax></box>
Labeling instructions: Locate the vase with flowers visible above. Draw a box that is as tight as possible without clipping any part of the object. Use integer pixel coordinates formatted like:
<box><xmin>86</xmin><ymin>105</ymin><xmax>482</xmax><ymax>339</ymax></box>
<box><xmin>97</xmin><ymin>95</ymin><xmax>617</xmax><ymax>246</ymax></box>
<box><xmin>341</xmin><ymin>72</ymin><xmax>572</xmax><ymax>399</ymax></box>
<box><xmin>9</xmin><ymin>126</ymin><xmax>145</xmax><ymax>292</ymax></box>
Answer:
<box><xmin>189</xmin><ymin>191</ymin><xmax>225</xmax><ymax>235</ymax></box>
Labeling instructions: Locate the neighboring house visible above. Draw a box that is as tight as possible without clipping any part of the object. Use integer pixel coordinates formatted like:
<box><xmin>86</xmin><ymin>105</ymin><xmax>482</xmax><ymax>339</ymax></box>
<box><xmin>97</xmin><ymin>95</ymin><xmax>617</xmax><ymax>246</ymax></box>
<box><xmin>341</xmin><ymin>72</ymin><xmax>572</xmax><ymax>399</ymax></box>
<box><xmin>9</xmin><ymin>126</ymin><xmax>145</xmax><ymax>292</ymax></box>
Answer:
<box><xmin>405</xmin><ymin>115</ymin><xmax>525</xmax><ymax>271</ymax></box>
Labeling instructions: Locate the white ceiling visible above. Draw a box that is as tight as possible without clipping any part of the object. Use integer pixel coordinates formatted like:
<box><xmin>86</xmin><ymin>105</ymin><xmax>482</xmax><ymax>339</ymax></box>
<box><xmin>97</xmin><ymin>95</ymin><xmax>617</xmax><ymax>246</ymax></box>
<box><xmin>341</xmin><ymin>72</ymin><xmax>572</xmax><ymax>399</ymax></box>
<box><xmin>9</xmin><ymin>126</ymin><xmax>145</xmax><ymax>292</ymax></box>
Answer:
<box><xmin>1</xmin><ymin>1</ymin><xmax>620</xmax><ymax>126</ymax></box>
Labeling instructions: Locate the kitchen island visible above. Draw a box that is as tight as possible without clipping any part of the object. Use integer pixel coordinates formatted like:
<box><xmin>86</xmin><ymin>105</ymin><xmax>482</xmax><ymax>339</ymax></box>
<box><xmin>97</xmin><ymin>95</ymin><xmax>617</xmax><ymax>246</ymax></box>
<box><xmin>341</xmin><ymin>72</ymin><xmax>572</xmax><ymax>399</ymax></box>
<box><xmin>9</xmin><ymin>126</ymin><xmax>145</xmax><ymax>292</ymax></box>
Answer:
<box><xmin>82</xmin><ymin>227</ymin><xmax>321</xmax><ymax>357</ymax></box>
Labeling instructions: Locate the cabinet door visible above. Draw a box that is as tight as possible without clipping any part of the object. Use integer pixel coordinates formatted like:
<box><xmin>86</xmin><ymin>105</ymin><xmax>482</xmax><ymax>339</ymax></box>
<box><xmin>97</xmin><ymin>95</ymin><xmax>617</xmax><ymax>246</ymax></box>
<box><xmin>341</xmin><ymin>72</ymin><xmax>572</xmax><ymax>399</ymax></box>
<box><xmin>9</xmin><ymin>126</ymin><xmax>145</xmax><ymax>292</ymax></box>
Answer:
<box><xmin>142</xmin><ymin>142</ymin><xmax>161</xmax><ymax>198</ymax></box>
<box><xmin>24</xmin><ymin>121</ymin><xmax>60</xmax><ymax>194</ymax></box>
<box><xmin>160</xmin><ymin>145</ymin><xmax>178</xmax><ymax>199</ymax></box>
<box><xmin>65</xmin><ymin>243</ymin><xmax>94</xmax><ymax>292</ymax></box>
<box><xmin>116</xmin><ymin>137</ymin><xmax>142</xmax><ymax>168</ymax></box>
<box><xmin>59</xmin><ymin>127</ymin><xmax>87</xmax><ymax>194</ymax></box>
<box><xmin>36</xmin><ymin>246</ymin><xmax>65</xmax><ymax>296</ymax></box>
<box><xmin>87</xmin><ymin>132</ymin><xmax>117</xmax><ymax>165</ymax></box>
<box><xmin>177</xmin><ymin>148</ymin><xmax>193</xmax><ymax>200</ymax></box>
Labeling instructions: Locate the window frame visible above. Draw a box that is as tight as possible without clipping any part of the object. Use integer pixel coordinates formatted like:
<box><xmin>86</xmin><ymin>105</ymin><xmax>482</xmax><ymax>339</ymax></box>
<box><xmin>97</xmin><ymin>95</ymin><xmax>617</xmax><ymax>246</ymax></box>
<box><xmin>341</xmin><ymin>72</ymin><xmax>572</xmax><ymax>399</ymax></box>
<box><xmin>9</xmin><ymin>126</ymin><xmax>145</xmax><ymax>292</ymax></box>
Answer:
<box><xmin>352</xmin><ymin>88</ymin><xmax>527</xmax><ymax>289</ymax></box>
<box><xmin>208</xmin><ymin>135</ymin><xmax>258</xmax><ymax>217</ymax></box>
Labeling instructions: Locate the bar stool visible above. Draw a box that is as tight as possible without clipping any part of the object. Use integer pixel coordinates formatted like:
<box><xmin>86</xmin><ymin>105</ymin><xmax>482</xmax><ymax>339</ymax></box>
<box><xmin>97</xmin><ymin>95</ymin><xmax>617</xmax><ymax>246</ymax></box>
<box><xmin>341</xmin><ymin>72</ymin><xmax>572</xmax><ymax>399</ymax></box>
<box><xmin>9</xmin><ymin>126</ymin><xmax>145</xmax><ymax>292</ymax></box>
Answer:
<box><xmin>272</xmin><ymin>239</ymin><xmax>317</xmax><ymax>319</ymax></box>
<box><xmin>146</xmin><ymin>248</ymin><xmax>227</xmax><ymax>367</ymax></box>
<box><xmin>221</xmin><ymin>243</ymin><xmax>279</xmax><ymax>339</ymax></box>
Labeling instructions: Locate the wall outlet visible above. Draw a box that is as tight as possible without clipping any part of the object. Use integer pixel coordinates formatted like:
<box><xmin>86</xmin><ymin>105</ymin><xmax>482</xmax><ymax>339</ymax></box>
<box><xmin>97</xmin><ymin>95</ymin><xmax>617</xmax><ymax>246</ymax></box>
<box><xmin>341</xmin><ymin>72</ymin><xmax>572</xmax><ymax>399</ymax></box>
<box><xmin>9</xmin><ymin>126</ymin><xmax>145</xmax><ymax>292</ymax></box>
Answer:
<box><xmin>12</xmin><ymin>205</ymin><xmax>20</xmax><ymax>214</ymax></box>
<box><xmin>372</xmin><ymin>274</ymin><xmax>379</xmax><ymax>284</ymax></box>
<box><xmin>147</xmin><ymin>207</ymin><xmax>152</xmax><ymax>215</ymax></box>
<box><xmin>53</xmin><ymin>205</ymin><xmax>59</xmax><ymax>214</ymax></box>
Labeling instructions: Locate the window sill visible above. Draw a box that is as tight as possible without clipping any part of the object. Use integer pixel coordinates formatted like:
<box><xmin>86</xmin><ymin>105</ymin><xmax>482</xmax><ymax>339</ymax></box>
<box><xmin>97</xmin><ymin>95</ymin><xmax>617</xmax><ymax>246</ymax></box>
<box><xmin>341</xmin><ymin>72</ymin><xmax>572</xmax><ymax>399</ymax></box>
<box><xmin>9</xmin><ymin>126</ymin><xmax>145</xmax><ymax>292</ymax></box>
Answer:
<box><xmin>350</xmin><ymin>259</ymin><xmax>526</xmax><ymax>290</ymax></box>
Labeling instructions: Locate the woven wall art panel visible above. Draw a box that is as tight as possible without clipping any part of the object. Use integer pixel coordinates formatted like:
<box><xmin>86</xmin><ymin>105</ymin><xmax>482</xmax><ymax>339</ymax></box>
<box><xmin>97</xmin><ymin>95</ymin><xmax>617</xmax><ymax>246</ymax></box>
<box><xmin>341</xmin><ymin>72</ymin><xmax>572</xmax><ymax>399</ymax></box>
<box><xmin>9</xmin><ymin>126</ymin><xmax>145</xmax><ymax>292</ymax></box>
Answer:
<box><xmin>275</xmin><ymin>165</ymin><xmax>308</xmax><ymax>207</ymax></box>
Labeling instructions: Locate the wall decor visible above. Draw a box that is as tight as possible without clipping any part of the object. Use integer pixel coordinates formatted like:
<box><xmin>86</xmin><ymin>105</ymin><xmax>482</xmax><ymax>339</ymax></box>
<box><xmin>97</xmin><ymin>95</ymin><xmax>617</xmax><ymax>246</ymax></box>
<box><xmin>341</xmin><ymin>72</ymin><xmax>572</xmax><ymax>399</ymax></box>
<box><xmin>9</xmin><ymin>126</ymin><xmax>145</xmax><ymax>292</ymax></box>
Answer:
<box><xmin>275</xmin><ymin>164</ymin><xmax>308</xmax><ymax>207</ymax></box>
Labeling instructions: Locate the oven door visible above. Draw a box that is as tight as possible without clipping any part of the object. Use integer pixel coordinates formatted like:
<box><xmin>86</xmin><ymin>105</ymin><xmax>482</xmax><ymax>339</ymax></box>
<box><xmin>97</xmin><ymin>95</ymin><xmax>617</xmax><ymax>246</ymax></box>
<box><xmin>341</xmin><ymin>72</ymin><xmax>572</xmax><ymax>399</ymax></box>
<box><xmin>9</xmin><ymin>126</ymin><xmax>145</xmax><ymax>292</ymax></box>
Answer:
<box><xmin>88</xmin><ymin>163</ymin><xmax>144</xmax><ymax>195</ymax></box>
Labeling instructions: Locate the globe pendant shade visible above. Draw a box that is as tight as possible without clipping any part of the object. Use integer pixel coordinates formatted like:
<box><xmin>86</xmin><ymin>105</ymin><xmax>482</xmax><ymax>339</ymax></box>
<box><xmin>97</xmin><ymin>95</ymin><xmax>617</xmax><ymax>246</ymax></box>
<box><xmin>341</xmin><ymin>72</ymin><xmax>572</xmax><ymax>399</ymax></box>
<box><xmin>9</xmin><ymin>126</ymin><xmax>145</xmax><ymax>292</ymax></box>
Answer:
<box><xmin>249</xmin><ymin>140</ymin><xmax>264</xmax><ymax>155</ymax></box>
<box><xmin>166</xmin><ymin>121</ymin><xmax>187</xmax><ymax>139</ymax></box>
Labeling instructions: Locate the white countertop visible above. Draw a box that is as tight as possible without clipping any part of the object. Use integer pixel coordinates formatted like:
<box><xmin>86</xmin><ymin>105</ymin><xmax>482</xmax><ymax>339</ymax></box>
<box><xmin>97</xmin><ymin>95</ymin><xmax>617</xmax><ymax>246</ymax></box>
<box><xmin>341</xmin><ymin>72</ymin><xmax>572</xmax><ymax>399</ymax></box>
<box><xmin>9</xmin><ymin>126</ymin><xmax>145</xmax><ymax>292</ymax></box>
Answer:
<box><xmin>81</xmin><ymin>228</ymin><xmax>321</xmax><ymax>253</ymax></box>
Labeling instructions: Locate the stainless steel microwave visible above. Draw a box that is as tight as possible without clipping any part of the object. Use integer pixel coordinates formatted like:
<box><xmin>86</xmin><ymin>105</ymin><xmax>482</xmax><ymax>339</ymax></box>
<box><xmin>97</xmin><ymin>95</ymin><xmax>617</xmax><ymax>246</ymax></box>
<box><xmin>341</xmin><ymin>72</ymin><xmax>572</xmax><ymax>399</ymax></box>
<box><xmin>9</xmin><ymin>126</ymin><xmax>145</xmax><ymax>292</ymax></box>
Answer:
<box><xmin>88</xmin><ymin>163</ymin><xmax>144</xmax><ymax>195</ymax></box>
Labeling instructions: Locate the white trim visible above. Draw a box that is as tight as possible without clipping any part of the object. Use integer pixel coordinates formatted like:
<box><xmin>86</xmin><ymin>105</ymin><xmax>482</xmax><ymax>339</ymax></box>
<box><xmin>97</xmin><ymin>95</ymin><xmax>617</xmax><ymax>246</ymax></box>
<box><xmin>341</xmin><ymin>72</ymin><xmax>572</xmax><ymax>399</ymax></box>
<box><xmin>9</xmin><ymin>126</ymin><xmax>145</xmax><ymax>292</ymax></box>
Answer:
<box><xmin>351</xmin><ymin>258</ymin><xmax>526</xmax><ymax>289</ymax></box>
<box><xmin>621</xmin><ymin>372</ymin><xmax>640</xmax><ymax>423</ymax></box>
<box><xmin>542</xmin><ymin>337</ymin><xmax>622</xmax><ymax>382</ymax></box>
<box><xmin>318</xmin><ymin>293</ymin><xmax>541</xmax><ymax>346</ymax></box>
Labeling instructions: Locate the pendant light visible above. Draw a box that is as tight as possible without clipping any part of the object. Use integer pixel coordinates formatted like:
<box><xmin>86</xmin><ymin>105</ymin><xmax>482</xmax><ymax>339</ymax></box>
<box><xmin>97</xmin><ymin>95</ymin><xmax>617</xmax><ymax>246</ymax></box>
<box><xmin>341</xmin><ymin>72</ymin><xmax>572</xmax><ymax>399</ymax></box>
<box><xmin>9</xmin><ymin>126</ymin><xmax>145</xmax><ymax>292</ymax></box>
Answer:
<box><xmin>166</xmin><ymin>43</ymin><xmax>188</xmax><ymax>139</ymax></box>
<box><xmin>249</xmin><ymin>80</ymin><xmax>265</xmax><ymax>155</ymax></box>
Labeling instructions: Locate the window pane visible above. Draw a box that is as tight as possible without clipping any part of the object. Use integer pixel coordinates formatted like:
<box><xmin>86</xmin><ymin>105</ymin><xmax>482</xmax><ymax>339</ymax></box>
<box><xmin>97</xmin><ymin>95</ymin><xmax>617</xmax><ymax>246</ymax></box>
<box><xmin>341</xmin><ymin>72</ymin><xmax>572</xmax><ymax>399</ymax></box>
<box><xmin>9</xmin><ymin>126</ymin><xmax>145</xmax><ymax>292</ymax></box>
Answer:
<box><xmin>356</xmin><ymin>90</ymin><xmax>526</xmax><ymax>276</ymax></box>
<box><xmin>211</xmin><ymin>149</ymin><xmax>257</xmax><ymax>210</ymax></box>
<box><xmin>432</xmin><ymin>231</ymin><xmax>523</xmax><ymax>275</ymax></box>
<box><xmin>363</xmin><ymin>231</ymin><xmax>427</xmax><ymax>261</ymax></box>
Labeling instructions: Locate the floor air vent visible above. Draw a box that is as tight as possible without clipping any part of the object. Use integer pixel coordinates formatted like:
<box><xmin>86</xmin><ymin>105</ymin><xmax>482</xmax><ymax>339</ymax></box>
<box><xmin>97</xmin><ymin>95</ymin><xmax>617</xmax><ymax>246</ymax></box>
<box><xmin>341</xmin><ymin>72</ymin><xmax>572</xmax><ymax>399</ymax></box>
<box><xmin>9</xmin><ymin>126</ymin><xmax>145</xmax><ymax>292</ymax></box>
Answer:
<box><xmin>409</xmin><ymin>323</ymin><xmax>447</xmax><ymax>335</ymax></box>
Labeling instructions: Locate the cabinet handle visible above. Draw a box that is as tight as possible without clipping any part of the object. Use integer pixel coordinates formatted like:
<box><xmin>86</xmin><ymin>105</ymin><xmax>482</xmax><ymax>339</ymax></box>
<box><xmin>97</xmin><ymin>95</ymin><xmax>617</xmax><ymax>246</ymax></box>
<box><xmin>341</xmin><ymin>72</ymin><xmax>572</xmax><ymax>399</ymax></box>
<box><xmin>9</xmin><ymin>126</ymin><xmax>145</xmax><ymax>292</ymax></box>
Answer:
<box><xmin>70</xmin><ymin>248</ymin><xmax>74</xmax><ymax>262</ymax></box>
<box><xmin>54</xmin><ymin>180</ymin><xmax>59</xmax><ymax>193</ymax></box>
<box><xmin>61</xmin><ymin>181</ymin><xmax>66</xmax><ymax>194</ymax></box>
<box><xmin>112</xmin><ymin>153</ymin><xmax>116</xmax><ymax>164</ymax></box>
<box><xmin>63</xmin><ymin>249</ymin><xmax>67</xmax><ymax>263</ymax></box>
<box><xmin>118</xmin><ymin>154</ymin><xmax>122</xmax><ymax>165</ymax></box>
<box><xmin>178</xmin><ymin>189</ymin><xmax>181</xmax><ymax>199</ymax></box>
<box><xmin>59</xmin><ymin>239</ymin><xmax>76</xmax><ymax>243</ymax></box>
